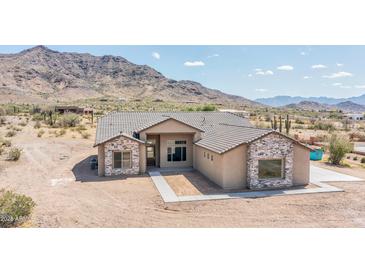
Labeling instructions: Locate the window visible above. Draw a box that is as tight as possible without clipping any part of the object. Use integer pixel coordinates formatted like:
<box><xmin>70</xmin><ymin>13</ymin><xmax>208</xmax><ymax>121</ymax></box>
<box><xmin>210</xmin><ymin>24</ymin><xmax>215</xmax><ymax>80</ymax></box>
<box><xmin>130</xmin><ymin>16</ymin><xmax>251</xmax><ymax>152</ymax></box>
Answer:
<box><xmin>122</xmin><ymin>151</ymin><xmax>132</xmax><ymax>169</ymax></box>
<box><xmin>113</xmin><ymin>151</ymin><xmax>132</xmax><ymax>169</ymax></box>
<box><xmin>113</xmin><ymin>152</ymin><xmax>122</xmax><ymax>169</ymax></box>
<box><xmin>204</xmin><ymin>152</ymin><xmax>206</xmax><ymax>158</ymax></box>
<box><xmin>207</xmin><ymin>153</ymin><xmax>209</xmax><ymax>160</ymax></box>
<box><xmin>258</xmin><ymin>159</ymin><xmax>284</xmax><ymax>179</ymax></box>
<box><xmin>211</xmin><ymin>155</ymin><xmax>213</xmax><ymax>161</ymax></box>
<box><xmin>167</xmin><ymin>140</ymin><xmax>187</xmax><ymax>162</ymax></box>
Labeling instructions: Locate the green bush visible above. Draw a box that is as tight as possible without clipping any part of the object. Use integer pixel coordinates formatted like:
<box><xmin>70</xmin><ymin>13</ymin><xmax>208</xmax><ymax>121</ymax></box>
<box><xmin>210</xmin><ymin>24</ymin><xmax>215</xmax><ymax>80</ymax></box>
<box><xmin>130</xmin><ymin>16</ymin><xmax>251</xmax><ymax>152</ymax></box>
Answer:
<box><xmin>0</xmin><ymin>189</ymin><xmax>36</xmax><ymax>227</ymax></box>
<box><xmin>314</xmin><ymin>121</ymin><xmax>335</xmax><ymax>131</ymax></box>
<box><xmin>57</xmin><ymin>113</ymin><xmax>80</xmax><ymax>127</ymax></box>
<box><xmin>361</xmin><ymin>157</ymin><xmax>365</xmax><ymax>164</ymax></box>
<box><xmin>353</xmin><ymin>156</ymin><xmax>358</xmax><ymax>161</ymax></box>
<box><xmin>7</xmin><ymin>147</ymin><xmax>22</xmax><ymax>161</ymax></box>
<box><xmin>328</xmin><ymin>134</ymin><xmax>352</xmax><ymax>165</ymax></box>
<box><xmin>201</xmin><ymin>104</ymin><xmax>217</xmax><ymax>111</ymax></box>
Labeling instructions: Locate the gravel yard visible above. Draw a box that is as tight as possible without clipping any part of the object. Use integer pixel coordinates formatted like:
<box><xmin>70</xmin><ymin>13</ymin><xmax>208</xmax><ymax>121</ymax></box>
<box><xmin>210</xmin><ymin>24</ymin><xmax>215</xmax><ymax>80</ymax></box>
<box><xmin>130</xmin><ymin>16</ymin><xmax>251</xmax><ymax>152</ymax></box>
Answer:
<box><xmin>1</xmin><ymin>116</ymin><xmax>365</xmax><ymax>227</ymax></box>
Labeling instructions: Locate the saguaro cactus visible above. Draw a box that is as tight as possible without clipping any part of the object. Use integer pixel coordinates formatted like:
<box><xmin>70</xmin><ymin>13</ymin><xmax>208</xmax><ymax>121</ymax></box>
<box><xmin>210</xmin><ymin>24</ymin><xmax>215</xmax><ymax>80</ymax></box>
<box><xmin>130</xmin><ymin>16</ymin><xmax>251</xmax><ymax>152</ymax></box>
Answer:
<box><xmin>285</xmin><ymin>114</ymin><xmax>291</xmax><ymax>135</ymax></box>
<box><xmin>271</xmin><ymin>116</ymin><xmax>278</xmax><ymax>130</ymax></box>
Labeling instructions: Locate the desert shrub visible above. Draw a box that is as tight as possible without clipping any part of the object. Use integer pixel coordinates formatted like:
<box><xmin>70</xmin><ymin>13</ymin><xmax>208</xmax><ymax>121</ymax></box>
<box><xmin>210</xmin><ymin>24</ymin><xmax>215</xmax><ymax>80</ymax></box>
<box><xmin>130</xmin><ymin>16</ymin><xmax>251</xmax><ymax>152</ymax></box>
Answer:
<box><xmin>353</xmin><ymin>156</ymin><xmax>358</xmax><ymax>161</ymax></box>
<box><xmin>81</xmin><ymin>131</ymin><xmax>91</xmax><ymax>139</ymax></box>
<box><xmin>328</xmin><ymin>134</ymin><xmax>353</xmax><ymax>165</ymax></box>
<box><xmin>0</xmin><ymin>138</ymin><xmax>11</xmax><ymax>147</ymax></box>
<box><xmin>57</xmin><ymin>113</ymin><xmax>80</xmax><ymax>127</ymax></box>
<box><xmin>55</xmin><ymin>128</ymin><xmax>66</xmax><ymax>137</ymax></box>
<box><xmin>19</xmin><ymin>121</ymin><xmax>27</xmax><ymax>127</ymax></box>
<box><xmin>361</xmin><ymin>157</ymin><xmax>365</xmax><ymax>164</ymax></box>
<box><xmin>5</xmin><ymin>130</ymin><xmax>16</xmax><ymax>138</ymax></box>
<box><xmin>37</xmin><ymin>129</ymin><xmax>45</xmax><ymax>138</ymax></box>
<box><xmin>76</xmin><ymin>124</ymin><xmax>87</xmax><ymax>132</ymax></box>
<box><xmin>201</xmin><ymin>104</ymin><xmax>217</xmax><ymax>111</ymax></box>
<box><xmin>34</xmin><ymin>121</ymin><xmax>42</xmax><ymax>129</ymax></box>
<box><xmin>295</xmin><ymin>118</ymin><xmax>305</xmax><ymax>124</ymax></box>
<box><xmin>13</xmin><ymin>126</ymin><xmax>22</xmax><ymax>132</ymax></box>
<box><xmin>32</xmin><ymin>113</ymin><xmax>44</xmax><ymax>121</ymax></box>
<box><xmin>314</xmin><ymin>121</ymin><xmax>335</xmax><ymax>131</ymax></box>
<box><xmin>7</xmin><ymin>147</ymin><xmax>22</xmax><ymax>161</ymax></box>
<box><xmin>0</xmin><ymin>189</ymin><xmax>36</xmax><ymax>228</ymax></box>
<box><xmin>0</xmin><ymin>116</ymin><xmax>6</xmax><ymax>126</ymax></box>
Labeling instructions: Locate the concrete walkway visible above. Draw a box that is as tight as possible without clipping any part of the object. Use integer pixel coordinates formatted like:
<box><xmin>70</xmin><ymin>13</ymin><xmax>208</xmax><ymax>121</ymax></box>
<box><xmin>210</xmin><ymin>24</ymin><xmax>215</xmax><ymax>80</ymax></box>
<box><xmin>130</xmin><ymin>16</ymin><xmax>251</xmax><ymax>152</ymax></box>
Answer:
<box><xmin>310</xmin><ymin>165</ymin><xmax>364</xmax><ymax>183</ymax></box>
<box><xmin>148</xmin><ymin>166</ymin><xmax>346</xmax><ymax>203</ymax></box>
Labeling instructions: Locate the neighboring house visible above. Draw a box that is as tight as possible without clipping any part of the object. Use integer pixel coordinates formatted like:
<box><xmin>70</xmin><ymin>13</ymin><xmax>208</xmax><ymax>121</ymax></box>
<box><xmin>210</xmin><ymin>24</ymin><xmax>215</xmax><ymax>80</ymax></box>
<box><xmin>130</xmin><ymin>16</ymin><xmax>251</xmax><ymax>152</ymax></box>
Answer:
<box><xmin>94</xmin><ymin>112</ymin><xmax>310</xmax><ymax>190</ymax></box>
<box><xmin>343</xmin><ymin>113</ymin><xmax>364</xmax><ymax>121</ymax></box>
<box><xmin>55</xmin><ymin>106</ymin><xmax>94</xmax><ymax>115</ymax></box>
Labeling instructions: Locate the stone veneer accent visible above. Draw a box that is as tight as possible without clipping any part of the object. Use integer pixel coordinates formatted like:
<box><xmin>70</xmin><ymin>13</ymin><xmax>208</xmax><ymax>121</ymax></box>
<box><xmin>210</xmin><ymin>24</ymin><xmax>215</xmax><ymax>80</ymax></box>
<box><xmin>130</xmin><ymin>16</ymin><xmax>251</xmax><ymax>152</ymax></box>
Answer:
<box><xmin>247</xmin><ymin>133</ymin><xmax>294</xmax><ymax>190</ymax></box>
<box><xmin>104</xmin><ymin>136</ymin><xmax>140</xmax><ymax>176</ymax></box>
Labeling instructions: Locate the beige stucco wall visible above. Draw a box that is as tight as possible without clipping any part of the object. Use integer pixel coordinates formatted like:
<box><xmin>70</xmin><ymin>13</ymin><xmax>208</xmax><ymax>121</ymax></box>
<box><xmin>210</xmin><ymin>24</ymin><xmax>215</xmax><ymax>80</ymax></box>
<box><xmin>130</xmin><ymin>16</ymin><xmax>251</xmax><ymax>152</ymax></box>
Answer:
<box><xmin>139</xmin><ymin>119</ymin><xmax>202</xmax><ymax>141</ymax></box>
<box><xmin>293</xmin><ymin>144</ymin><xmax>310</xmax><ymax>186</ymax></box>
<box><xmin>159</xmin><ymin>133</ymin><xmax>194</xmax><ymax>168</ymax></box>
<box><xmin>193</xmin><ymin>145</ymin><xmax>224</xmax><ymax>186</ymax></box>
<box><xmin>97</xmin><ymin>143</ymin><xmax>105</xmax><ymax>176</ymax></box>
<box><xmin>221</xmin><ymin>144</ymin><xmax>247</xmax><ymax>189</ymax></box>
<box><xmin>194</xmin><ymin>144</ymin><xmax>247</xmax><ymax>189</ymax></box>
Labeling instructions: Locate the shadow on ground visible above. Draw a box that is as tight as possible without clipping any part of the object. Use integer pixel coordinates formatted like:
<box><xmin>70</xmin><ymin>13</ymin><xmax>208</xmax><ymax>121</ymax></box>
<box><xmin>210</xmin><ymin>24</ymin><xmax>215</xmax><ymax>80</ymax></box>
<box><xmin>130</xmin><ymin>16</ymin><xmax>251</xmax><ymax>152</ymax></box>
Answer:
<box><xmin>72</xmin><ymin>155</ymin><xmax>149</xmax><ymax>183</ymax></box>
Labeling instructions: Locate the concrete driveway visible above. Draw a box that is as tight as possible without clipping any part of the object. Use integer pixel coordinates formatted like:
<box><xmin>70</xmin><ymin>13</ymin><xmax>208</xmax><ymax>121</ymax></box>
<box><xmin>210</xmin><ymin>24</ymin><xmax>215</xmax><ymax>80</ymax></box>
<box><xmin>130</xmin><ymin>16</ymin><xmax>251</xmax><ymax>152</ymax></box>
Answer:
<box><xmin>310</xmin><ymin>165</ymin><xmax>363</xmax><ymax>183</ymax></box>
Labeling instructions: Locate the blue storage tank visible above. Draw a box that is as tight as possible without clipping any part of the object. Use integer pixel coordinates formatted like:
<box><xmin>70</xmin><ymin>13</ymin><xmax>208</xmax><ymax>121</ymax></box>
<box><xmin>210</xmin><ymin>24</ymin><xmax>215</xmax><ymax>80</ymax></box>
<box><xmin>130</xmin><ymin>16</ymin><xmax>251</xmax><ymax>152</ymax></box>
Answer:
<box><xmin>310</xmin><ymin>148</ymin><xmax>323</xmax><ymax>161</ymax></box>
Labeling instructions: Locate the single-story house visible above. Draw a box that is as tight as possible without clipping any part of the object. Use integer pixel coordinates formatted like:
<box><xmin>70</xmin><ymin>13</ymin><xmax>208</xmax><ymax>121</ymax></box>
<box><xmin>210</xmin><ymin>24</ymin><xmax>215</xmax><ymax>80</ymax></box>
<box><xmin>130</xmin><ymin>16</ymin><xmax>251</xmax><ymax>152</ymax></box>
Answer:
<box><xmin>94</xmin><ymin>112</ymin><xmax>310</xmax><ymax>190</ymax></box>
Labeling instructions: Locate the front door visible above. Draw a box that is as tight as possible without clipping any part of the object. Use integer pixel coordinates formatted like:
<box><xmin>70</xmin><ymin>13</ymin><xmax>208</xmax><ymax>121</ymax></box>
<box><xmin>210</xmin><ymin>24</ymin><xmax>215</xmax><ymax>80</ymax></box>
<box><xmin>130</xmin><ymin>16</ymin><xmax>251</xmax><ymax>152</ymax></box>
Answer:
<box><xmin>146</xmin><ymin>145</ymin><xmax>156</xmax><ymax>166</ymax></box>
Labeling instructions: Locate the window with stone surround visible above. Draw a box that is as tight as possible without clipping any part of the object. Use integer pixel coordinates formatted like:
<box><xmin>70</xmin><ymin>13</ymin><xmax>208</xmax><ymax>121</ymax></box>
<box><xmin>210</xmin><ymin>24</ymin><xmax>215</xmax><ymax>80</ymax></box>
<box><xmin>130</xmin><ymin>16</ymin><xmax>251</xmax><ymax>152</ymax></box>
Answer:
<box><xmin>258</xmin><ymin>159</ymin><xmax>284</xmax><ymax>179</ymax></box>
<box><xmin>113</xmin><ymin>151</ymin><xmax>132</xmax><ymax>169</ymax></box>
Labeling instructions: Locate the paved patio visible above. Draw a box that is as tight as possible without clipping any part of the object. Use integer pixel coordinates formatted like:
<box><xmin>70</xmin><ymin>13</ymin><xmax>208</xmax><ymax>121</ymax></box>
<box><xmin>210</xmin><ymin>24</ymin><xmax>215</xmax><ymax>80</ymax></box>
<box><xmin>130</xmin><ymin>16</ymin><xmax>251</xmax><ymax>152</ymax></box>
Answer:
<box><xmin>148</xmin><ymin>164</ymin><xmax>362</xmax><ymax>203</ymax></box>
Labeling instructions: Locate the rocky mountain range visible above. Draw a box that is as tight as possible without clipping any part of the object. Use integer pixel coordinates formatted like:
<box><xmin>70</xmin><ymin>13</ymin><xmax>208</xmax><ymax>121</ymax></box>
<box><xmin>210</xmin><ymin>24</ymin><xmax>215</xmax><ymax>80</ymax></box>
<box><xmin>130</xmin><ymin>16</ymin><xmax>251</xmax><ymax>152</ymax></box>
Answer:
<box><xmin>283</xmin><ymin>100</ymin><xmax>365</xmax><ymax>112</ymax></box>
<box><xmin>255</xmin><ymin>94</ymin><xmax>365</xmax><ymax>107</ymax></box>
<box><xmin>0</xmin><ymin>46</ymin><xmax>258</xmax><ymax>106</ymax></box>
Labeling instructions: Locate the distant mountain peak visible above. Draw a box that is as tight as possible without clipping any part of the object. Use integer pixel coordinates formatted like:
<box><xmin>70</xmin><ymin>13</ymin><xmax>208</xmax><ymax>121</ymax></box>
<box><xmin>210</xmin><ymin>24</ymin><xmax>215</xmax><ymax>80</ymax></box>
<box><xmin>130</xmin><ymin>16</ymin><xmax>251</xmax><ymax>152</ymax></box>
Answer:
<box><xmin>0</xmin><ymin>46</ymin><xmax>259</xmax><ymax>107</ymax></box>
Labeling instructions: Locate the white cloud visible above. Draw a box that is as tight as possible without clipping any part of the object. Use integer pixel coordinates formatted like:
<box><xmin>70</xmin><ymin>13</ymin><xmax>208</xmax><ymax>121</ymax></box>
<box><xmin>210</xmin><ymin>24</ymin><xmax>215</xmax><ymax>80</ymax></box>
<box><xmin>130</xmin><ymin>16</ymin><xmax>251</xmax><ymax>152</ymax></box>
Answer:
<box><xmin>247</xmin><ymin>74</ymin><xmax>253</xmax><ymax>77</ymax></box>
<box><xmin>311</xmin><ymin>64</ymin><xmax>327</xmax><ymax>69</ymax></box>
<box><xmin>207</xmin><ymin>53</ymin><xmax>219</xmax><ymax>58</ymax></box>
<box><xmin>277</xmin><ymin>65</ymin><xmax>294</xmax><ymax>71</ymax></box>
<box><xmin>254</xmin><ymin>68</ymin><xmax>262</xmax><ymax>72</ymax></box>
<box><xmin>256</xmin><ymin>88</ymin><xmax>267</xmax><ymax>92</ymax></box>
<box><xmin>300</xmin><ymin>51</ymin><xmax>307</xmax><ymax>56</ymax></box>
<box><xmin>152</xmin><ymin>52</ymin><xmax>160</xmax><ymax>60</ymax></box>
<box><xmin>184</xmin><ymin>61</ymin><xmax>205</xmax><ymax>67</ymax></box>
<box><xmin>332</xmin><ymin>83</ymin><xmax>342</xmax><ymax>86</ymax></box>
<box><xmin>355</xmin><ymin>85</ymin><xmax>365</xmax><ymax>89</ymax></box>
<box><xmin>336</xmin><ymin>63</ymin><xmax>344</xmax><ymax>67</ymax></box>
<box><xmin>303</xmin><ymin>76</ymin><xmax>312</xmax><ymax>79</ymax></box>
<box><xmin>323</xmin><ymin>71</ymin><xmax>353</xmax><ymax>78</ymax></box>
<box><xmin>340</xmin><ymin>85</ymin><xmax>351</xmax><ymax>89</ymax></box>
<box><xmin>255</xmin><ymin>70</ymin><xmax>274</xmax><ymax>76</ymax></box>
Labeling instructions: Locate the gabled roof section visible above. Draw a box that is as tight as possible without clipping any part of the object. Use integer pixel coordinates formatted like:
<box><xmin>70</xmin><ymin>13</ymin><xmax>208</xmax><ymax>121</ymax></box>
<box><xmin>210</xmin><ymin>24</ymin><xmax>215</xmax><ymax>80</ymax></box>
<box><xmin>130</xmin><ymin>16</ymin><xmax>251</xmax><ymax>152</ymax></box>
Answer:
<box><xmin>136</xmin><ymin>116</ymin><xmax>205</xmax><ymax>133</ymax></box>
<box><xmin>94</xmin><ymin>111</ymin><xmax>252</xmax><ymax>146</ymax></box>
<box><xmin>195</xmin><ymin>124</ymin><xmax>310</xmax><ymax>154</ymax></box>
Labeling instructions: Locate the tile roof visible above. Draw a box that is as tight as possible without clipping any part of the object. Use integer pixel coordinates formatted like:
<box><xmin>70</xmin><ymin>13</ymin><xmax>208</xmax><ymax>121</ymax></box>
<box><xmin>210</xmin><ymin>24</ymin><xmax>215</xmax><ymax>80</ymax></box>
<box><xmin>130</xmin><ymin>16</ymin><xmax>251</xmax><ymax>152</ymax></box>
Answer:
<box><xmin>94</xmin><ymin>111</ymin><xmax>306</xmax><ymax>153</ymax></box>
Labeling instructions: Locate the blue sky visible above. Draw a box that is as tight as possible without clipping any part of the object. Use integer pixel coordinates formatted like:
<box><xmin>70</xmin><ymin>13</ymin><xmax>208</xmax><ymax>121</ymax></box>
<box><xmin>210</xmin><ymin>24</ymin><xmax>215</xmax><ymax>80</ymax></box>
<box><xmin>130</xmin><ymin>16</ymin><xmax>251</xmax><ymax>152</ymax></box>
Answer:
<box><xmin>1</xmin><ymin>45</ymin><xmax>365</xmax><ymax>100</ymax></box>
